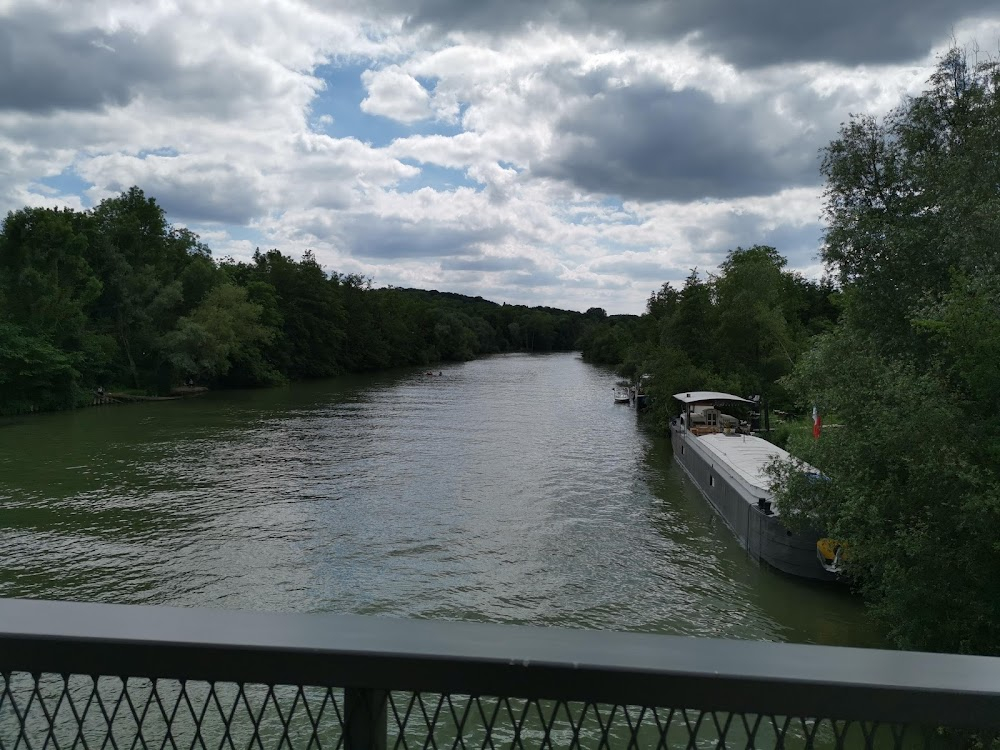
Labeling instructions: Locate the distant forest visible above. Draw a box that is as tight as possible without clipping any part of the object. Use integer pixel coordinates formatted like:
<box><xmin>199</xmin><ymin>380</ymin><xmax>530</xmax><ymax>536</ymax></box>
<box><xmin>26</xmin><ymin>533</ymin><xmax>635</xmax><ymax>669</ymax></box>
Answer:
<box><xmin>0</xmin><ymin>188</ymin><xmax>603</xmax><ymax>415</ymax></box>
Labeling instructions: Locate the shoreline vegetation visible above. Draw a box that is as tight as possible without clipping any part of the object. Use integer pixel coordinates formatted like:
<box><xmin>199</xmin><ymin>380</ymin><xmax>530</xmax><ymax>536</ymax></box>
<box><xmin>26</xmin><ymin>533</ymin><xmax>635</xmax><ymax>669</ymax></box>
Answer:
<box><xmin>92</xmin><ymin>386</ymin><xmax>211</xmax><ymax>406</ymax></box>
<box><xmin>579</xmin><ymin>49</ymin><xmax>1000</xmax><ymax>657</ymax></box>
<box><xmin>0</xmin><ymin>190</ymin><xmax>605</xmax><ymax>417</ymax></box>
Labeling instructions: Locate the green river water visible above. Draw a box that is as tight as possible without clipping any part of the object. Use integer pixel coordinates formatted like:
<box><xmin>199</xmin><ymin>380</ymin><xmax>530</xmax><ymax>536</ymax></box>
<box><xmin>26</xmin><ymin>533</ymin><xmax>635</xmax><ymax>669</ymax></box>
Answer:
<box><xmin>0</xmin><ymin>351</ymin><xmax>877</xmax><ymax>647</ymax></box>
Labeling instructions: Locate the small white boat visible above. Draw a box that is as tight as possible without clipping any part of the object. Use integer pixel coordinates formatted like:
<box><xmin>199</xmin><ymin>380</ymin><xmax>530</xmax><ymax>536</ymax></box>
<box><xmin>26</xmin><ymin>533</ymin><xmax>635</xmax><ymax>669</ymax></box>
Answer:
<box><xmin>613</xmin><ymin>387</ymin><xmax>631</xmax><ymax>404</ymax></box>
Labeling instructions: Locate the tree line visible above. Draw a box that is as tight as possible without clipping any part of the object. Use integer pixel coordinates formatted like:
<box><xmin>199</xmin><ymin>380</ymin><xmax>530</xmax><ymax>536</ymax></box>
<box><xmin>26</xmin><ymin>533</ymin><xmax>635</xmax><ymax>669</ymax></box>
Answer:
<box><xmin>582</xmin><ymin>48</ymin><xmax>1000</xmax><ymax>657</ymax></box>
<box><xmin>0</xmin><ymin>188</ymin><xmax>590</xmax><ymax>415</ymax></box>
<box><xmin>579</xmin><ymin>246</ymin><xmax>839</xmax><ymax>433</ymax></box>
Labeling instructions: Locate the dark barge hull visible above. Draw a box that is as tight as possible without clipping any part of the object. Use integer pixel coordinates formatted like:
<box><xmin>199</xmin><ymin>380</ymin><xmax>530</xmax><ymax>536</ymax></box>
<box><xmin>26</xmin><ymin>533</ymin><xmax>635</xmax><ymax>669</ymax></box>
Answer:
<box><xmin>670</xmin><ymin>426</ymin><xmax>836</xmax><ymax>582</ymax></box>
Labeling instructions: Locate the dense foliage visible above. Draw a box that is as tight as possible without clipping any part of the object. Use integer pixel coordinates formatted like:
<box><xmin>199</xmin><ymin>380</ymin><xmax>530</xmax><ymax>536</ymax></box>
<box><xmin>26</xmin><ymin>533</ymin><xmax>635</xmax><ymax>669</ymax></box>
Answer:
<box><xmin>0</xmin><ymin>188</ymin><xmax>588</xmax><ymax>414</ymax></box>
<box><xmin>579</xmin><ymin>246</ymin><xmax>839</xmax><ymax>432</ymax></box>
<box><xmin>771</xmin><ymin>49</ymin><xmax>1000</xmax><ymax>655</ymax></box>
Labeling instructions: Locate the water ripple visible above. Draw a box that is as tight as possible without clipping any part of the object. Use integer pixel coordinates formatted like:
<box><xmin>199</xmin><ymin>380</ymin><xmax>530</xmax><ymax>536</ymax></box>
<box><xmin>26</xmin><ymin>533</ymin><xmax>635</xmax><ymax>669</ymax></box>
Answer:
<box><xmin>0</xmin><ymin>353</ymin><xmax>878</xmax><ymax>647</ymax></box>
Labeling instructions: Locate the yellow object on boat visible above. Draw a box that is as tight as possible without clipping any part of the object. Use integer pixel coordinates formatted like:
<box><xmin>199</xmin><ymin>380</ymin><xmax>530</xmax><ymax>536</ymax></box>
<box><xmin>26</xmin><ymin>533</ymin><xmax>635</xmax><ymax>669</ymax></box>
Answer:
<box><xmin>816</xmin><ymin>538</ymin><xmax>846</xmax><ymax>562</ymax></box>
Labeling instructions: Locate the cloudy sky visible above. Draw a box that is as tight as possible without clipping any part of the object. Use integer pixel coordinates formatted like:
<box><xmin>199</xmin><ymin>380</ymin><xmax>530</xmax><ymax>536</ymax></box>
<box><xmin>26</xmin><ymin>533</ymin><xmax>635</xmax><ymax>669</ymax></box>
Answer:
<box><xmin>3</xmin><ymin>1</ymin><xmax>999</xmax><ymax>313</ymax></box>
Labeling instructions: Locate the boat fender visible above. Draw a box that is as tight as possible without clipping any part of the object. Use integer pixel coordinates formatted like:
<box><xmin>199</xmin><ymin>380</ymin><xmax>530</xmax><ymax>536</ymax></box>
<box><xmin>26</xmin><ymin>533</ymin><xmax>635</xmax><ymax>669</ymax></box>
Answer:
<box><xmin>817</xmin><ymin>538</ymin><xmax>846</xmax><ymax>563</ymax></box>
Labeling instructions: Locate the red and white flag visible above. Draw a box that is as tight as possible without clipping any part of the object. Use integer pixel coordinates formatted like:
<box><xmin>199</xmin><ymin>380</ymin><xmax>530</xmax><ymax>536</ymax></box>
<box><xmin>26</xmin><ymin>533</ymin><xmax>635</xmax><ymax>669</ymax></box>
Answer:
<box><xmin>812</xmin><ymin>404</ymin><xmax>822</xmax><ymax>439</ymax></box>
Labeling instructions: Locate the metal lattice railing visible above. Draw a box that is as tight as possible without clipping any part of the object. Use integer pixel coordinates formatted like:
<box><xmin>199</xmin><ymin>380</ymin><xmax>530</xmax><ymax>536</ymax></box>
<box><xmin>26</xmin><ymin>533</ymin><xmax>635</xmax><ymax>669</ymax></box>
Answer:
<box><xmin>0</xmin><ymin>675</ymin><xmax>346</xmax><ymax>750</ymax></box>
<box><xmin>0</xmin><ymin>676</ymin><xmax>976</xmax><ymax>749</ymax></box>
<box><xmin>1</xmin><ymin>598</ymin><xmax>999</xmax><ymax>749</ymax></box>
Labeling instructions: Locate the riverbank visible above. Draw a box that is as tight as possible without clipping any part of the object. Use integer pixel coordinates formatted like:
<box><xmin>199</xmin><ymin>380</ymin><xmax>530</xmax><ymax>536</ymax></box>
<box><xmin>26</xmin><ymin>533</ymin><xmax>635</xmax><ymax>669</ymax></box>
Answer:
<box><xmin>92</xmin><ymin>386</ymin><xmax>210</xmax><ymax>406</ymax></box>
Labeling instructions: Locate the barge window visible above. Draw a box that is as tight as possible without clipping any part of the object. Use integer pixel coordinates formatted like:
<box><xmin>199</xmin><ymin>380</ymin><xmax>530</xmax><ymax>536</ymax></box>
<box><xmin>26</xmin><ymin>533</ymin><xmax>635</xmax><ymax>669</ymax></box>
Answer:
<box><xmin>709</xmin><ymin>475</ymin><xmax>714</xmax><ymax>487</ymax></box>
<box><xmin>681</xmin><ymin>445</ymin><xmax>685</xmax><ymax>455</ymax></box>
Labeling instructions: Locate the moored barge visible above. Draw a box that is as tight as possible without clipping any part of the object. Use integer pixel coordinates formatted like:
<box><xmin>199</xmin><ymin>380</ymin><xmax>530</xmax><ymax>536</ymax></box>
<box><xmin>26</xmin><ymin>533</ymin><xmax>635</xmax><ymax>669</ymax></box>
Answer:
<box><xmin>670</xmin><ymin>391</ymin><xmax>836</xmax><ymax>582</ymax></box>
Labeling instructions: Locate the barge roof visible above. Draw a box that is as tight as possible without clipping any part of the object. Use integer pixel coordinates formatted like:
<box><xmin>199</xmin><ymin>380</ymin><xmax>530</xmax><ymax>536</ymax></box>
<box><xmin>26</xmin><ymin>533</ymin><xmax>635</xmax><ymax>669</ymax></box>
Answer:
<box><xmin>673</xmin><ymin>391</ymin><xmax>754</xmax><ymax>404</ymax></box>
<box><xmin>694</xmin><ymin>433</ymin><xmax>811</xmax><ymax>497</ymax></box>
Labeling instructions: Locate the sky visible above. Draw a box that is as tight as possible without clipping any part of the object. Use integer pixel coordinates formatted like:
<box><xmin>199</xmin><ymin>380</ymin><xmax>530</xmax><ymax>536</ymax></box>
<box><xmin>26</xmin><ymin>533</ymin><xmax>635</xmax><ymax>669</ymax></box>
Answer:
<box><xmin>3</xmin><ymin>1</ymin><xmax>999</xmax><ymax>313</ymax></box>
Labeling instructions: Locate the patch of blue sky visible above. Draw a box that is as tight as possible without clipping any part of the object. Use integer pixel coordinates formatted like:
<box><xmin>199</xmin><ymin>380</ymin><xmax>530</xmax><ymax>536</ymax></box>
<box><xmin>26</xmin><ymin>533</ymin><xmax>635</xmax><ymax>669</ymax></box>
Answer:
<box><xmin>37</xmin><ymin>168</ymin><xmax>92</xmax><ymax>200</ymax></box>
<box><xmin>136</xmin><ymin>147</ymin><xmax>180</xmax><ymax>158</ymax></box>
<box><xmin>186</xmin><ymin>223</ymin><xmax>265</xmax><ymax>253</ymax></box>
<box><xmin>311</xmin><ymin>63</ymin><xmax>463</xmax><ymax>148</ymax></box>
<box><xmin>599</xmin><ymin>197</ymin><xmax>642</xmax><ymax>224</ymax></box>
<box><xmin>563</xmin><ymin>197</ymin><xmax>642</xmax><ymax>226</ymax></box>
<box><xmin>395</xmin><ymin>161</ymin><xmax>478</xmax><ymax>193</ymax></box>
<box><xmin>218</xmin><ymin>225</ymin><xmax>263</xmax><ymax>244</ymax></box>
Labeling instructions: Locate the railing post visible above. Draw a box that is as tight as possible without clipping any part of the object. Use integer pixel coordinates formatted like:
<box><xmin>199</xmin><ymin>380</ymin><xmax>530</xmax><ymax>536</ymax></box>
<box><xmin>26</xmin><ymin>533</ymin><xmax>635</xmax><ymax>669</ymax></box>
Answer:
<box><xmin>344</xmin><ymin>687</ymin><xmax>388</xmax><ymax>750</ymax></box>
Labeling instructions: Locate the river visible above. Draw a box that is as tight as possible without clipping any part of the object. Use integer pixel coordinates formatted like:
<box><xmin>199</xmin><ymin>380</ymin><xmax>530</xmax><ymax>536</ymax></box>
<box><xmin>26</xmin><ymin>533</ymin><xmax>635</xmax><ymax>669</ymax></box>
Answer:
<box><xmin>0</xmin><ymin>351</ymin><xmax>877</xmax><ymax>647</ymax></box>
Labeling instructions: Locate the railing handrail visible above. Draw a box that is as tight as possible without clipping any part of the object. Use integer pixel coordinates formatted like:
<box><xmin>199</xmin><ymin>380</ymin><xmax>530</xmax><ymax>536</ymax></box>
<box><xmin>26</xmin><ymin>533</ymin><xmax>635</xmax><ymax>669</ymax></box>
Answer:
<box><xmin>2</xmin><ymin>597</ymin><xmax>1000</xmax><ymax>729</ymax></box>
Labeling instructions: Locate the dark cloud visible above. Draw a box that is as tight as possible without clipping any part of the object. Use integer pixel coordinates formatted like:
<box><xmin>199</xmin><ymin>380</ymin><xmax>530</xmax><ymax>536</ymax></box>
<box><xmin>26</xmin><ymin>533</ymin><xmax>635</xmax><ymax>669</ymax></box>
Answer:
<box><xmin>499</xmin><ymin>268</ymin><xmax>564</xmax><ymax>287</ymax></box>
<box><xmin>335</xmin><ymin>216</ymin><xmax>506</xmax><ymax>259</ymax></box>
<box><xmin>0</xmin><ymin>9</ymin><xmax>166</xmax><ymax>113</ymax></box>
<box><xmin>589</xmin><ymin>258</ymin><xmax>687</xmax><ymax>282</ymax></box>
<box><xmin>146</xmin><ymin>185</ymin><xmax>264</xmax><ymax>226</ymax></box>
<box><xmin>539</xmin><ymin>85</ymin><xmax>820</xmax><ymax>202</ymax></box>
<box><xmin>689</xmin><ymin>216</ymin><xmax>826</xmax><ymax>270</ymax></box>
<box><xmin>758</xmin><ymin>223</ymin><xmax>825</xmax><ymax>268</ymax></box>
<box><xmin>91</xmin><ymin>159</ymin><xmax>266</xmax><ymax>225</ymax></box>
<box><xmin>363</xmin><ymin>0</ymin><xmax>998</xmax><ymax>66</ymax></box>
<box><xmin>440</xmin><ymin>255</ymin><xmax>537</xmax><ymax>272</ymax></box>
<box><xmin>655</xmin><ymin>1</ymin><xmax>998</xmax><ymax>67</ymax></box>
<box><xmin>0</xmin><ymin>6</ymin><xmax>295</xmax><ymax>118</ymax></box>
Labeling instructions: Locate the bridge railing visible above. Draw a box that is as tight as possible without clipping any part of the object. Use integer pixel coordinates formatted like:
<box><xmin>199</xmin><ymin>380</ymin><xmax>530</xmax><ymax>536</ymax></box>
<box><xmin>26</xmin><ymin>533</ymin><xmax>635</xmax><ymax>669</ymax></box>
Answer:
<box><xmin>1</xmin><ymin>598</ymin><xmax>999</xmax><ymax>749</ymax></box>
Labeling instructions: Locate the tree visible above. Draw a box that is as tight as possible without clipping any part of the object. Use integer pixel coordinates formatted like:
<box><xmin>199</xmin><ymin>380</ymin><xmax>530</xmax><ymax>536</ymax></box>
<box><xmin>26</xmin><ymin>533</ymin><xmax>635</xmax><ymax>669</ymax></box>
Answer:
<box><xmin>0</xmin><ymin>207</ymin><xmax>105</xmax><ymax>389</ymax></box>
<box><xmin>0</xmin><ymin>187</ymin><xmax>592</xmax><ymax>410</ymax></box>
<box><xmin>663</xmin><ymin>270</ymin><xmax>715</xmax><ymax>357</ymax></box>
<box><xmin>646</xmin><ymin>283</ymin><xmax>680</xmax><ymax>322</ymax></box>
<box><xmin>0</xmin><ymin>322</ymin><xmax>80</xmax><ymax>413</ymax></box>
<box><xmin>241</xmin><ymin>249</ymin><xmax>347</xmax><ymax>378</ymax></box>
<box><xmin>773</xmin><ymin>49</ymin><xmax>1000</xmax><ymax>655</ymax></box>
<box><xmin>85</xmin><ymin>188</ymin><xmax>211</xmax><ymax>390</ymax></box>
<box><xmin>161</xmin><ymin>284</ymin><xmax>275</xmax><ymax>381</ymax></box>
<box><xmin>713</xmin><ymin>247</ymin><xmax>799</xmax><ymax>403</ymax></box>
<box><xmin>822</xmin><ymin>48</ymin><xmax>1000</xmax><ymax>355</ymax></box>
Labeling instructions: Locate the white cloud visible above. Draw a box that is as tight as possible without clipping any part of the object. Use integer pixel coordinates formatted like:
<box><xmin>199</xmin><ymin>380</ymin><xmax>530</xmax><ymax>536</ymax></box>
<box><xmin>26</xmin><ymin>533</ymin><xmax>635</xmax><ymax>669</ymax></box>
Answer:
<box><xmin>2</xmin><ymin>0</ymin><xmax>998</xmax><ymax>312</ymax></box>
<box><xmin>361</xmin><ymin>65</ymin><xmax>433</xmax><ymax>123</ymax></box>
